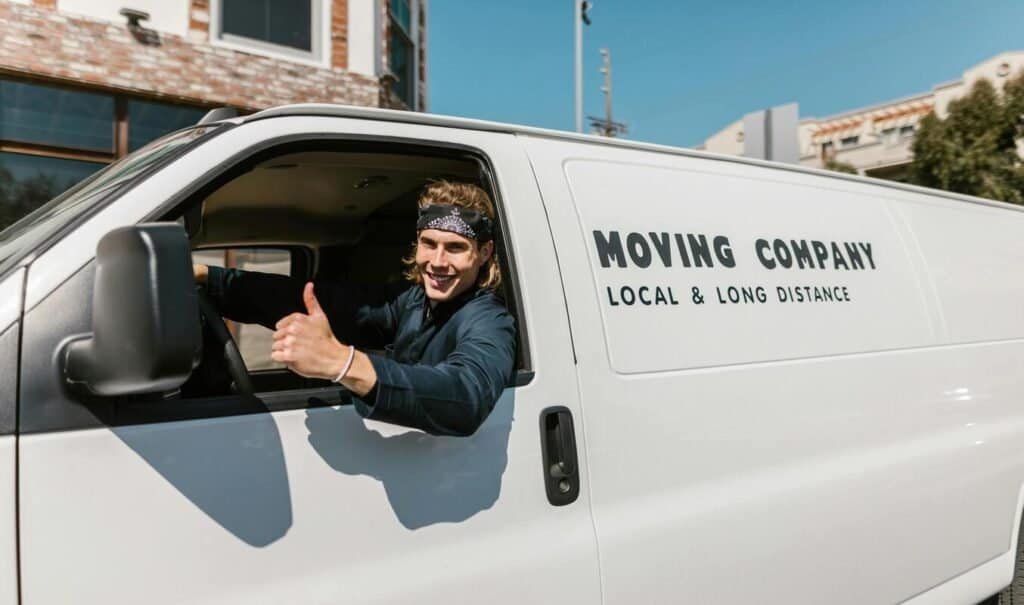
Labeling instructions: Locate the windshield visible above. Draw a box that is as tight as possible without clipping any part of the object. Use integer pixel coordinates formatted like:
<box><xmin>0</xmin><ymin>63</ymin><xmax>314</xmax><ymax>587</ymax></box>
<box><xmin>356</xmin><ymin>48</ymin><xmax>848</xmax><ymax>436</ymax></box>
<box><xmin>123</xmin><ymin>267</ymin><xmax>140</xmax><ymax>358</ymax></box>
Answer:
<box><xmin>0</xmin><ymin>124</ymin><xmax>225</xmax><ymax>276</ymax></box>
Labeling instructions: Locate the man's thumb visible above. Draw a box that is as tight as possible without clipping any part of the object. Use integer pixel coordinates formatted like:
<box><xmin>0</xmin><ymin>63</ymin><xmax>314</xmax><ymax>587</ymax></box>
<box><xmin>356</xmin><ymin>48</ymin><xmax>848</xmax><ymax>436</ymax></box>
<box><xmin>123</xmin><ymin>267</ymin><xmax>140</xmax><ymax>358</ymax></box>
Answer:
<box><xmin>303</xmin><ymin>282</ymin><xmax>324</xmax><ymax>316</ymax></box>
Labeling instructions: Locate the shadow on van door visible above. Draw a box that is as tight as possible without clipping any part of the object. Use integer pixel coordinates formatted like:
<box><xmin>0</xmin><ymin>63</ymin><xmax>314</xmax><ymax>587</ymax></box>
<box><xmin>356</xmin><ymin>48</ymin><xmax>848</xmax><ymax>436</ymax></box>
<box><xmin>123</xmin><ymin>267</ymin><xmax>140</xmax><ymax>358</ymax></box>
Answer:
<box><xmin>304</xmin><ymin>391</ymin><xmax>515</xmax><ymax>529</ymax></box>
<box><xmin>112</xmin><ymin>409</ymin><xmax>292</xmax><ymax>547</ymax></box>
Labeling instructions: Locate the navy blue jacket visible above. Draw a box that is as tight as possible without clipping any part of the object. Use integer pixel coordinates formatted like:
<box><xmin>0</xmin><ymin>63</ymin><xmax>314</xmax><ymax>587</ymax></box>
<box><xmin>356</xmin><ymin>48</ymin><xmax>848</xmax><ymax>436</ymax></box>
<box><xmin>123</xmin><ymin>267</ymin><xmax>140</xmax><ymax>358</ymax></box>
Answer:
<box><xmin>207</xmin><ymin>267</ymin><xmax>516</xmax><ymax>436</ymax></box>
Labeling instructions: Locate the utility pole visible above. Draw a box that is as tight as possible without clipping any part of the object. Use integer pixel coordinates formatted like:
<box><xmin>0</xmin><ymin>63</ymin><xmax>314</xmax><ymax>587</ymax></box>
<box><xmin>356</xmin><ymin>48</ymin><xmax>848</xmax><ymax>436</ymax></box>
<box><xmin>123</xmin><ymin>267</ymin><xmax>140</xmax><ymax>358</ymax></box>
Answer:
<box><xmin>588</xmin><ymin>48</ymin><xmax>628</xmax><ymax>137</ymax></box>
<box><xmin>574</xmin><ymin>0</ymin><xmax>591</xmax><ymax>133</ymax></box>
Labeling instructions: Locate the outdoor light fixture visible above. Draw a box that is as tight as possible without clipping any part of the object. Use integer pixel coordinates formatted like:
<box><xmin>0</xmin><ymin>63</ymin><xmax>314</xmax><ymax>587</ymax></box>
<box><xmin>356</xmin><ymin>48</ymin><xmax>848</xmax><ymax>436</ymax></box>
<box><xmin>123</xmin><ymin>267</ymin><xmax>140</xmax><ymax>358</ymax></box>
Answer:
<box><xmin>119</xmin><ymin>7</ymin><xmax>161</xmax><ymax>46</ymax></box>
<box><xmin>118</xmin><ymin>8</ymin><xmax>150</xmax><ymax>27</ymax></box>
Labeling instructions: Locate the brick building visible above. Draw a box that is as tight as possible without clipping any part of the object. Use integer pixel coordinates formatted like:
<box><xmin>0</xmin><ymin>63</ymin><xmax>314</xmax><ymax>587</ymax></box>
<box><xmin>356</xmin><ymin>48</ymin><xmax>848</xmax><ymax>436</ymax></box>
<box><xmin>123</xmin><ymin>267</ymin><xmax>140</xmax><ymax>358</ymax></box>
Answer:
<box><xmin>0</xmin><ymin>0</ymin><xmax>427</xmax><ymax>229</ymax></box>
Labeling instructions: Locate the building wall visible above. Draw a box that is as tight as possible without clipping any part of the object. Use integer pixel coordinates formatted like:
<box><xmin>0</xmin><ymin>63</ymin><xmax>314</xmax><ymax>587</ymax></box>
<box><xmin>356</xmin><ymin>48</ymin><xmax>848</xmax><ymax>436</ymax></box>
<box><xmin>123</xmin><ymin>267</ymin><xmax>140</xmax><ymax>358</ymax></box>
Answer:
<box><xmin>703</xmin><ymin>51</ymin><xmax>1024</xmax><ymax>181</ymax></box>
<box><xmin>57</xmin><ymin>0</ymin><xmax>190</xmax><ymax>36</ymax></box>
<box><xmin>348</xmin><ymin>0</ymin><xmax>377</xmax><ymax>76</ymax></box>
<box><xmin>0</xmin><ymin>0</ymin><xmax>380</xmax><ymax>110</ymax></box>
<box><xmin>700</xmin><ymin>119</ymin><xmax>744</xmax><ymax>156</ymax></box>
<box><xmin>0</xmin><ymin>0</ymin><xmax>428</xmax><ymax>231</ymax></box>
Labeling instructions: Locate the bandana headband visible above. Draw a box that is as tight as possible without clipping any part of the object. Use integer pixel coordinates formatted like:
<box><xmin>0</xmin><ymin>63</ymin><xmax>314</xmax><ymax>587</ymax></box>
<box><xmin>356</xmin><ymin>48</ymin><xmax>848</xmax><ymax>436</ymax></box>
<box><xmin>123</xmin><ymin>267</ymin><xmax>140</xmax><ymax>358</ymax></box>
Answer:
<box><xmin>416</xmin><ymin>204</ymin><xmax>494</xmax><ymax>242</ymax></box>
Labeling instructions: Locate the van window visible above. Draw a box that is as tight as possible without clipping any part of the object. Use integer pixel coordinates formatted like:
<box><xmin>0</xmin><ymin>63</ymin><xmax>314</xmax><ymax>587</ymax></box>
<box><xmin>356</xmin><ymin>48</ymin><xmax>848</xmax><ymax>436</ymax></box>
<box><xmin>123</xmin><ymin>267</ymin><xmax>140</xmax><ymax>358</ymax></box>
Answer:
<box><xmin>193</xmin><ymin>247</ymin><xmax>296</xmax><ymax>371</ymax></box>
<box><xmin>171</xmin><ymin>141</ymin><xmax>526</xmax><ymax>404</ymax></box>
<box><xmin>0</xmin><ymin>124</ymin><xmax>225</xmax><ymax>279</ymax></box>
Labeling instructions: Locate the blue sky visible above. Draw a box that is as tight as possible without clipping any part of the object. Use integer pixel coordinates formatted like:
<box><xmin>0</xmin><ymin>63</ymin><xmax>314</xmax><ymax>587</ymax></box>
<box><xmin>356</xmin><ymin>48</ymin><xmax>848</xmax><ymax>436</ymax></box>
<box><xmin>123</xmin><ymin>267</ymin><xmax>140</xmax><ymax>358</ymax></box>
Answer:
<box><xmin>428</xmin><ymin>1</ymin><xmax>1024</xmax><ymax>148</ymax></box>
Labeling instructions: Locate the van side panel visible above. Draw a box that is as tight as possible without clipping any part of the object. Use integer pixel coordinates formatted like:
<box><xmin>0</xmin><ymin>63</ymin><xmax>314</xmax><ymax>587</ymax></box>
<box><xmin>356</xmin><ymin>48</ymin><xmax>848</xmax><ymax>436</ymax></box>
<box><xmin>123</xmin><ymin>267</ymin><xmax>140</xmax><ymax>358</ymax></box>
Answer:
<box><xmin>0</xmin><ymin>268</ymin><xmax>24</xmax><ymax>605</ymax></box>
<box><xmin>523</xmin><ymin>135</ymin><xmax>1024</xmax><ymax>603</ymax></box>
<box><xmin>896</xmin><ymin>200</ymin><xmax>1024</xmax><ymax>342</ymax></box>
<box><xmin>0</xmin><ymin>434</ymin><xmax>14</xmax><ymax>605</ymax></box>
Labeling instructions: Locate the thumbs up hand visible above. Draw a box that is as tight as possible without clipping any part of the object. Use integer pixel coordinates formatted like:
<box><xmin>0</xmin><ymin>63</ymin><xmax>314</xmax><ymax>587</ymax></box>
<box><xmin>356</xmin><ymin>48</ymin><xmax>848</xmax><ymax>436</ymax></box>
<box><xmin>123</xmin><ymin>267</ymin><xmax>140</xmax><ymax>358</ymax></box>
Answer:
<box><xmin>271</xmin><ymin>282</ymin><xmax>349</xmax><ymax>379</ymax></box>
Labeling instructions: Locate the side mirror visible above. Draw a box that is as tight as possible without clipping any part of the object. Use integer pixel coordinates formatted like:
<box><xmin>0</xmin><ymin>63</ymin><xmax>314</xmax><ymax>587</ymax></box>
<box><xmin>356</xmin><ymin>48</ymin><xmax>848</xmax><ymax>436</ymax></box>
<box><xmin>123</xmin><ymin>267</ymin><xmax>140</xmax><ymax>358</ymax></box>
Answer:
<box><xmin>62</xmin><ymin>223</ymin><xmax>201</xmax><ymax>397</ymax></box>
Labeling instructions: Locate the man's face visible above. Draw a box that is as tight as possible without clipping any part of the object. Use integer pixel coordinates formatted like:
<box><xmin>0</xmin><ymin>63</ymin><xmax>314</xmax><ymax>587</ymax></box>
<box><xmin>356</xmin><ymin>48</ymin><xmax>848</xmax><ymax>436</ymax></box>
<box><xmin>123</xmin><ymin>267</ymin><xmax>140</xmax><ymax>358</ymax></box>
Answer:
<box><xmin>416</xmin><ymin>228</ymin><xmax>493</xmax><ymax>303</ymax></box>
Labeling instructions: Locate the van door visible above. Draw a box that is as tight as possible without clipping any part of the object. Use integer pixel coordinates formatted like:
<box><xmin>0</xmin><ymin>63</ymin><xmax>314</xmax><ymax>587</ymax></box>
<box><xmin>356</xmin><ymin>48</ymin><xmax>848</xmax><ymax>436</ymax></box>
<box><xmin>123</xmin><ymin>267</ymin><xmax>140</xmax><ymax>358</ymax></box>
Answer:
<box><xmin>17</xmin><ymin>118</ymin><xmax>600</xmax><ymax>604</ymax></box>
<box><xmin>522</xmin><ymin>135</ymin><xmax>1019</xmax><ymax>603</ymax></box>
<box><xmin>0</xmin><ymin>268</ymin><xmax>23</xmax><ymax>605</ymax></box>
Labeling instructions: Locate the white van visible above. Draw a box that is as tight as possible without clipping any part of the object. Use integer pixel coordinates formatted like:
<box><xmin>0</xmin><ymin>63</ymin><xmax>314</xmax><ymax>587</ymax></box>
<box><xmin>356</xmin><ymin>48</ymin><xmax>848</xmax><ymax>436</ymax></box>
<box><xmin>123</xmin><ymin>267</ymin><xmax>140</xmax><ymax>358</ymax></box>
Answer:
<box><xmin>1</xmin><ymin>105</ymin><xmax>1023</xmax><ymax>604</ymax></box>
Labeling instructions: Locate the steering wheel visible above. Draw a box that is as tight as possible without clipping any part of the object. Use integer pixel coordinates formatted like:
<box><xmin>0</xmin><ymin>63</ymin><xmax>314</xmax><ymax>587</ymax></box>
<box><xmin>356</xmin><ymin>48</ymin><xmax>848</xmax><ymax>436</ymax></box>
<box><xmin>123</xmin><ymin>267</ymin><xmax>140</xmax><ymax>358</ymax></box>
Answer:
<box><xmin>195</xmin><ymin>289</ymin><xmax>254</xmax><ymax>397</ymax></box>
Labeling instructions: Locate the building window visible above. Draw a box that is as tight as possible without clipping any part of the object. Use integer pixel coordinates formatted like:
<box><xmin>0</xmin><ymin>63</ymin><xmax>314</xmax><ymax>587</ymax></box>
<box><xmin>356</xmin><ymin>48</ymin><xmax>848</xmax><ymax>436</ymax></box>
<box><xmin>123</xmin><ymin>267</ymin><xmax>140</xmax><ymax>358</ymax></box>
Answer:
<box><xmin>1</xmin><ymin>81</ymin><xmax>114</xmax><ymax>152</ymax></box>
<box><xmin>0</xmin><ymin>153</ymin><xmax>103</xmax><ymax>231</ymax></box>
<box><xmin>880</xmin><ymin>127</ymin><xmax>898</xmax><ymax>146</ymax></box>
<box><xmin>127</xmin><ymin>100</ymin><xmax>206</xmax><ymax>152</ymax></box>
<box><xmin>840</xmin><ymin>135</ymin><xmax>859</xmax><ymax>148</ymax></box>
<box><xmin>899</xmin><ymin>125</ymin><xmax>915</xmax><ymax>138</ymax></box>
<box><xmin>821</xmin><ymin>141</ymin><xmax>834</xmax><ymax>157</ymax></box>
<box><xmin>388</xmin><ymin>0</ymin><xmax>415</xmax><ymax>107</ymax></box>
<box><xmin>212</xmin><ymin>0</ymin><xmax>325</xmax><ymax>63</ymax></box>
<box><xmin>0</xmin><ymin>77</ymin><xmax>209</xmax><ymax>230</ymax></box>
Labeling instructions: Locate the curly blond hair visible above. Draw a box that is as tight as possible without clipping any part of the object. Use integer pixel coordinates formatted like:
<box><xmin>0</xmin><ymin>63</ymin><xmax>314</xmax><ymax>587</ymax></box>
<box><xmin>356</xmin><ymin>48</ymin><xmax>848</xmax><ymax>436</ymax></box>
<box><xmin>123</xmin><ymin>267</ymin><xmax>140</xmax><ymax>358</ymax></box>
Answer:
<box><xmin>403</xmin><ymin>180</ymin><xmax>502</xmax><ymax>290</ymax></box>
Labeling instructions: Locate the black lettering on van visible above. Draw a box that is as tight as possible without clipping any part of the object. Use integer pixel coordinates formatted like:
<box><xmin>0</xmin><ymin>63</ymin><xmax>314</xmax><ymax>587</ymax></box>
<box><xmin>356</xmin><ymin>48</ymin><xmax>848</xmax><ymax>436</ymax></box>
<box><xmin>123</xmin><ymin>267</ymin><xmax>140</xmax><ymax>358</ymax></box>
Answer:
<box><xmin>858</xmin><ymin>242</ymin><xmax>876</xmax><ymax>269</ymax></box>
<box><xmin>626</xmin><ymin>233</ymin><xmax>652</xmax><ymax>267</ymax></box>
<box><xmin>674</xmin><ymin>233</ymin><xmax>692</xmax><ymax>267</ymax></box>
<box><xmin>755</xmin><ymin>239</ymin><xmax>775</xmax><ymax>269</ymax></box>
<box><xmin>831</xmin><ymin>242</ymin><xmax>850</xmax><ymax>270</ymax></box>
<box><xmin>845</xmin><ymin>242</ymin><xmax>864</xmax><ymax>270</ymax></box>
<box><xmin>649</xmin><ymin>232</ymin><xmax>673</xmax><ymax>267</ymax></box>
<box><xmin>688</xmin><ymin>234</ymin><xmax>713</xmax><ymax>267</ymax></box>
<box><xmin>593</xmin><ymin>230</ymin><xmax>627</xmax><ymax>268</ymax></box>
<box><xmin>713</xmin><ymin>236</ymin><xmax>736</xmax><ymax>268</ymax></box>
<box><xmin>811</xmin><ymin>240</ymin><xmax>828</xmax><ymax>269</ymax></box>
<box><xmin>791</xmin><ymin>239</ymin><xmax>813</xmax><ymax>269</ymax></box>
<box><xmin>773</xmin><ymin>239</ymin><xmax>793</xmax><ymax>268</ymax></box>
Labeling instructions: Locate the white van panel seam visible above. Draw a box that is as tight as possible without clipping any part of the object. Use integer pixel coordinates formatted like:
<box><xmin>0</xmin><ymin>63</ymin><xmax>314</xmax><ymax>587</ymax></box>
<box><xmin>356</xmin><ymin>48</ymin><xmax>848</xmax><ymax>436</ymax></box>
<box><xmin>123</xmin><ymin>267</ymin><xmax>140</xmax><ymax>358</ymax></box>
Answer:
<box><xmin>609</xmin><ymin>336</ymin><xmax>1024</xmax><ymax>379</ymax></box>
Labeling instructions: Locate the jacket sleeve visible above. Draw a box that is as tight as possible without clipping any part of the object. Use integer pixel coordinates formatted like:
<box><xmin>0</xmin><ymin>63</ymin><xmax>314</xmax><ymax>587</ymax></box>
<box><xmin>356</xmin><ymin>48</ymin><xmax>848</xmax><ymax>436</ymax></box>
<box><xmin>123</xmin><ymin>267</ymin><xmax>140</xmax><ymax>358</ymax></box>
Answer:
<box><xmin>353</xmin><ymin>306</ymin><xmax>517</xmax><ymax>437</ymax></box>
<box><xmin>206</xmin><ymin>266</ymin><xmax>405</xmax><ymax>350</ymax></box>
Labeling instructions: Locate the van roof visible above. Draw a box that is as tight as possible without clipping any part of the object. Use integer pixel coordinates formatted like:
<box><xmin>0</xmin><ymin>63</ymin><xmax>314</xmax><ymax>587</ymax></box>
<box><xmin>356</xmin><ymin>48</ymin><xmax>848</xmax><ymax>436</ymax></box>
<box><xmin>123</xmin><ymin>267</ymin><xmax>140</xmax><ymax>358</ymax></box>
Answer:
<box><xmin>244</xmin><ymin>103</ymin><xmax>1022</xmax><ymax>213</ymax></box>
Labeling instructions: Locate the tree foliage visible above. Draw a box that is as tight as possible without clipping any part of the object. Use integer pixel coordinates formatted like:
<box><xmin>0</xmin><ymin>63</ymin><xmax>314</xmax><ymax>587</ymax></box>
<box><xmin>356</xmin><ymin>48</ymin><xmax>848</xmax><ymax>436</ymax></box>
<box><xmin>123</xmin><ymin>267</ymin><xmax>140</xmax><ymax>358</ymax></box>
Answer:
<box><xmin>0</xmin><ymin>167</ymin><xmax>67</xmax><ymax>231</ymax></box>
<box><xmin>909</xmin><ymin>73</ymin><xmax>1024</xmax><ymax>203</ymax></box>
<box><xmin>823</xmin><ymin>158</ymin><xmax>858</xmax><ymax>175</ymax></box>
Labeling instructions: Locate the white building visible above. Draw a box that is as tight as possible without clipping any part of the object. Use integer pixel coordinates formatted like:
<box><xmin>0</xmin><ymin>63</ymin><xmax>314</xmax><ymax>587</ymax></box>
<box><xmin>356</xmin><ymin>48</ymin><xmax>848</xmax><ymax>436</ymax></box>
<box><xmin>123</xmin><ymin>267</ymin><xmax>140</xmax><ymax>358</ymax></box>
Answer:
<box><xmin>702</xmin><ymin>51</ymin><xmax>1024</xmax><ymax>181</ymax></box>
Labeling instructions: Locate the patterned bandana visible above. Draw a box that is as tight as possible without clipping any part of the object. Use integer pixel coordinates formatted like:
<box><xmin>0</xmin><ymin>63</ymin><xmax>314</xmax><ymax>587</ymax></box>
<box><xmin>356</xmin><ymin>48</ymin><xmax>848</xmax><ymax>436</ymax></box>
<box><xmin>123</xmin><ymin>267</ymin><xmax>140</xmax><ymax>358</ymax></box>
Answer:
<box><xmin>416</xmin><ymin>204</ymin><xmax>494</xmax><ymax>242</ymax></box>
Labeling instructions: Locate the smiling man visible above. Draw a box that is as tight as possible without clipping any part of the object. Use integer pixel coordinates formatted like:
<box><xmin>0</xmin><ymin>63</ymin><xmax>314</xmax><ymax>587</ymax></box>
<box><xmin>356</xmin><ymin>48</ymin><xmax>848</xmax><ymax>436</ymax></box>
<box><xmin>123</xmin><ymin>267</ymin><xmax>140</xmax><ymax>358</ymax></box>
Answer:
<box><xmin>194</xmin><ymin>181</ymin><xmax>516</xmax><ymax>436</ymax></box>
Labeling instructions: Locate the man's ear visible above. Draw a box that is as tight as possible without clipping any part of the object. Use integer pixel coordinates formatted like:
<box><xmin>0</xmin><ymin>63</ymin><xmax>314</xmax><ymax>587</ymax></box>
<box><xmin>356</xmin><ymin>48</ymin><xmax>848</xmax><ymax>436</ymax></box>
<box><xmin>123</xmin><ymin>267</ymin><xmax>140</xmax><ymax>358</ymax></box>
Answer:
<box><xmin>480</xmin><ymin>240</ymin><xmax>494</xmax><ymax>262</ymax></box>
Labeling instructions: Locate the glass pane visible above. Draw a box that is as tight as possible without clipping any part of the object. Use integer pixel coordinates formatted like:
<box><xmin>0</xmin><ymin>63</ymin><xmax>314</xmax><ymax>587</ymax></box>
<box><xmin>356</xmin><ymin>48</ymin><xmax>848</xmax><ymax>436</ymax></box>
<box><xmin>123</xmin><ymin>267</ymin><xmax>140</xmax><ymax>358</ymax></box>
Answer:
<box><xmin>0</xmin><ymin>153</ymin><xmax>103</xmax><ymax>231</ymax></box>
<box><xmin>0</xmin><ymin>125</ymin><xmax>224</xmax><ymax>277</ymax></box>
<box><xmin>389</xmin><ymin>28</ymin><xmax>413</xmax><ymax>105</ymax></box>
<box><xmin>222</xmin><ymin>0</ymin><xmax>312</xmax><ymax>52</ymax></box>
<box><xmin>194</xmin><ymin>248</ymin><xmax>292</xmax><ymax>371</ymax></box>
<box><xmin>128</xmin><ymin>100</ymin><xmax>207</xmax><ymax>152</ymax></box>
<box><xmin>391</xmin><ymin>0</ymin><xmax>411</xmax><ymax>34</ymax></box>
<box><xmin>0</xmin><ymin>80</ymin><xmax>114</xmax><ymax>151</ymax></box>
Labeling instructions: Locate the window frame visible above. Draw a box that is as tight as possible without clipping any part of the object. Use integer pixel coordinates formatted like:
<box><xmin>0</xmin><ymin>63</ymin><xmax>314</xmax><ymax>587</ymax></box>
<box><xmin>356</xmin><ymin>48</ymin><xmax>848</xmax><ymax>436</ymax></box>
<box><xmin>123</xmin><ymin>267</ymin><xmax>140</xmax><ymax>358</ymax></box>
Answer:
<box><xmin>118</xmin><ymin>134</ymin><xmax>533</xmax><ymax>426</ymax></box>
<box><xmin>387</xmin><ymin>0</ymin><xmax>418</xmax><ymax>108</ymax></box>
<box><xmin>0</xmin><ymin>76</ymin><xmax>211</xmax><ymax>165</ymax></box>
<box><xmin>209</xmin><ymin>0</ymin><xmax>331</xmax><ymax>68</ymax></box>
<box><xmin>839</xmin><ymin>135</ymin><xmax>860</xmax><ymax>148</ymax></box>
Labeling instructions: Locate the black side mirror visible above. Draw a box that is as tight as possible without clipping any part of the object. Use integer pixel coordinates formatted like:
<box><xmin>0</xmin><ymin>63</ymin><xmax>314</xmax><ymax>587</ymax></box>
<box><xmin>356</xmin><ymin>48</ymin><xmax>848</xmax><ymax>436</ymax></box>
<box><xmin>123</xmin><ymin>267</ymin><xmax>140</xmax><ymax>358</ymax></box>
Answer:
<box><xmin>62</xmin><ymin>223</ymin><xmax>201</xmax><ymax>397</ymax></box>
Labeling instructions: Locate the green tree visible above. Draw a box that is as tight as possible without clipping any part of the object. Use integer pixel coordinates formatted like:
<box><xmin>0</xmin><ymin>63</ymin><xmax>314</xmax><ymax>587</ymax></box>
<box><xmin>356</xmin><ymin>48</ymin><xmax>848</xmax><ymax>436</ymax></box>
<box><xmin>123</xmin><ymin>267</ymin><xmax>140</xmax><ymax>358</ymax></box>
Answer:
<box><xmin>0</xmin><ymin>168</ymin><xmax>64</xmax><ymax>231</ymax></box>
<box><xmin>823</xmin><ymin>158</ymin><xmax>858</xmax><ymax>175</ymax></box>
<box><xmin>909</xmin><ymin>73</ymin><xmax>1024</xmax><ymax>204</ymax></box>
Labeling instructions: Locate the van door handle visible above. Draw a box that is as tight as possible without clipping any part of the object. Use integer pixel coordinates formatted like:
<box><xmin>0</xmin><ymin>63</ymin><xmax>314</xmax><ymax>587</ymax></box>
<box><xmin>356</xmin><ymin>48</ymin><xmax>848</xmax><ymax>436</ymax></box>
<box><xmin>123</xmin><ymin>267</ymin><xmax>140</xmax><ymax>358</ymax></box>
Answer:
<box><xmin>540</xmin><ymin>406</ymin><xmax>580</xmax><ymax>506</ymax></box>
